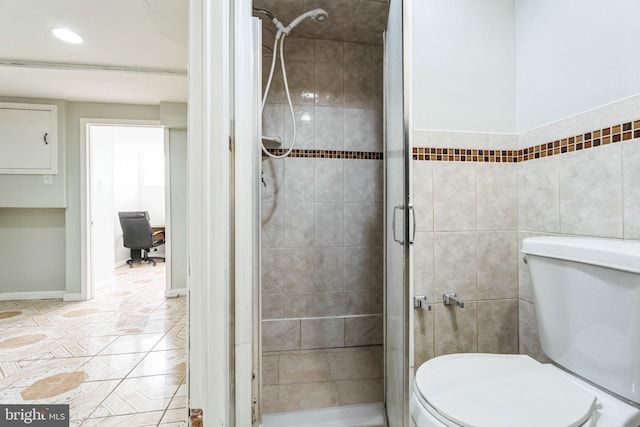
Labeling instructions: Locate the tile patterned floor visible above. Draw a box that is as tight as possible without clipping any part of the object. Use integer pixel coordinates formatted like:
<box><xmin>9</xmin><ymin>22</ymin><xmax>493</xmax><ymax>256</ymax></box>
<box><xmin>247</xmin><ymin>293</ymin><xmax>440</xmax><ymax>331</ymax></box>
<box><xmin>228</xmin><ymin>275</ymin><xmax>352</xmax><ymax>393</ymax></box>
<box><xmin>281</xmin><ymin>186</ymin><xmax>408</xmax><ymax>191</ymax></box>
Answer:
<box><xmin>0</xmin><ymin>264</ymin><xmax>187</xmax><ymax>426</ymax></box>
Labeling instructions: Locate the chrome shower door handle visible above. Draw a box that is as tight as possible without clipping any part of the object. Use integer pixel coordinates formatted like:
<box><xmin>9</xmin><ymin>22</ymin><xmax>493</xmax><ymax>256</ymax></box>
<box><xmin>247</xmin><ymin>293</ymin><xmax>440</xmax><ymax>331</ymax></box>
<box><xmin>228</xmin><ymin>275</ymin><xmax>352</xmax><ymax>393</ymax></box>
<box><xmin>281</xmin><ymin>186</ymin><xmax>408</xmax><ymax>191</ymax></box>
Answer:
<box><xmin>392</xmin><ymin>205</ymin><xmax>404</xmax><ymax>245</ymax></box>
<box><xmin>408</xmin><ymin>204</ymin><xmax>416</xmax><ymax>245</ymax></box>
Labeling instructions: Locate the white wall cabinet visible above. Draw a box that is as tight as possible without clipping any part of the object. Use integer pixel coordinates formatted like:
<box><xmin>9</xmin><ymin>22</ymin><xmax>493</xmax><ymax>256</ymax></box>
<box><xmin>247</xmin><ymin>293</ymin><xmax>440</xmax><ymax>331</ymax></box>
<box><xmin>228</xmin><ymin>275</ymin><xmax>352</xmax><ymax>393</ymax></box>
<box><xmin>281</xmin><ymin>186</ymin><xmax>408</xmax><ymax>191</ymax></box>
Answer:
<box><xmin>0</xmin><ymin>103</ymin><xmax>58</xmax><ymax>174</ymax></box>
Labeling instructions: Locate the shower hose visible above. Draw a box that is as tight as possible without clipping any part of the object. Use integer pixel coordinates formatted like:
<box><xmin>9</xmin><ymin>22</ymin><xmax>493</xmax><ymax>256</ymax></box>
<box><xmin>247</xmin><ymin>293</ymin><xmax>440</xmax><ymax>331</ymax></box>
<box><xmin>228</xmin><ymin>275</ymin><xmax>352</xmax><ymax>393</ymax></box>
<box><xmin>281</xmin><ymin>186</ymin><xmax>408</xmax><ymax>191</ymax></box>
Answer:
<box><xmin>261</xmin><ymin>33</ymin><xmax>296</xmax><ymax>159</ymax></box>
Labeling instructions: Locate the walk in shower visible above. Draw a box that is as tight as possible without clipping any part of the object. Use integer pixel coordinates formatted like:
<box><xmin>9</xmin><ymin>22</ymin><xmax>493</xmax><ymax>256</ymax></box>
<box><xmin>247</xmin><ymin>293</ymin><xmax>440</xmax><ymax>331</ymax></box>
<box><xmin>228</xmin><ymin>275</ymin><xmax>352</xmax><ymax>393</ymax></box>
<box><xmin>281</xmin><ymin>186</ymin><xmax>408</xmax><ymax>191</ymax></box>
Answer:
<box><xmin>256</xmin><ymin>0</ymin><xmax>392</xmax><ymax>421</ymax></box>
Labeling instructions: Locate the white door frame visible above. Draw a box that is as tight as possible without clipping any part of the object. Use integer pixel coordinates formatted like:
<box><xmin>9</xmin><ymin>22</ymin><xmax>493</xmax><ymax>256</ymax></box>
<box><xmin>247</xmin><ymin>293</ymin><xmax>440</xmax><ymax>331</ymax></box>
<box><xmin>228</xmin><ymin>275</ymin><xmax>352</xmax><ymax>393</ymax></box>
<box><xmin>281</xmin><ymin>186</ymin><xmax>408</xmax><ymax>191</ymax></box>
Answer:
<box><xmin>80</xmin><ymin>118</ymin><xmax>169</xmax><ymax>301</ymax></box>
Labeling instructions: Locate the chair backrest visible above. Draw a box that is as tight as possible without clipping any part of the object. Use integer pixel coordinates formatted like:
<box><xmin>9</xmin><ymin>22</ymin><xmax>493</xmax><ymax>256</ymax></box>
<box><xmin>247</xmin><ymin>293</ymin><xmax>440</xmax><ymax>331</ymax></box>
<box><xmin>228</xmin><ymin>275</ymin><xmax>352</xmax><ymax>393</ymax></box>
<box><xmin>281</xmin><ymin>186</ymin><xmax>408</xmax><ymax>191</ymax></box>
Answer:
<box><xmin>118</xmin><ymin>211</ymin><xmax>154</xmax><ymax>249</ymax></box>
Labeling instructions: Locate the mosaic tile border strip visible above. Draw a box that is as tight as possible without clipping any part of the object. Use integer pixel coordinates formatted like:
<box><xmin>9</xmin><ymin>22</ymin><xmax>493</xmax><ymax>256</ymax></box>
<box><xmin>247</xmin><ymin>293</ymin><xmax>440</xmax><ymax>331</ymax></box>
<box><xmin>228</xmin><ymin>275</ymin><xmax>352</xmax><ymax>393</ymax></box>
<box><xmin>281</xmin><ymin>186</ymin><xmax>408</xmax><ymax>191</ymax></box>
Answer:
<box><xmin>413</xmin><ymin>148</ymin><xmax>518</xmax><ymax>163</ymax></box>
<box><xmin>263</xmin><ymin>149</ymin><xmax>383</xmax><ymax>160</ymax></box>
<box><xmin>413</xmin><ymin>119</ymin><xmax>640</xmax><ymax>162</ymax></box>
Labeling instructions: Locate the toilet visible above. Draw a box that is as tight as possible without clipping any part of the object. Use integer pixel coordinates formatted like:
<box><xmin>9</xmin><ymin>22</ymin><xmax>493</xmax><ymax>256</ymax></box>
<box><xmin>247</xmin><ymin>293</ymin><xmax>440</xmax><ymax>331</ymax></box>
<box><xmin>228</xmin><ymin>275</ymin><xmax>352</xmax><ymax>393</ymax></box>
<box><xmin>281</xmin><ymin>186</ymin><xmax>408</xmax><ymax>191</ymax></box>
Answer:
<box><xmin>410</xmin><ymin>236</ymin><xmax>640</xmax><ymax>427</ymax></box>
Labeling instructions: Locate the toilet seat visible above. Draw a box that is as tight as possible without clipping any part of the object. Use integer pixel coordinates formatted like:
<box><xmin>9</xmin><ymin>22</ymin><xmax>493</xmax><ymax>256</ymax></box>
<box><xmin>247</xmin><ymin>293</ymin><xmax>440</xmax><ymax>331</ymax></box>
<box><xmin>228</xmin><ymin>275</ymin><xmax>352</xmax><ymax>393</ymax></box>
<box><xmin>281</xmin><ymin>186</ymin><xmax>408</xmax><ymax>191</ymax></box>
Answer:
<box><xmin>414</xmin><ymin>354</ymin><xmax>596</xmax><ymax>427</ymax></box>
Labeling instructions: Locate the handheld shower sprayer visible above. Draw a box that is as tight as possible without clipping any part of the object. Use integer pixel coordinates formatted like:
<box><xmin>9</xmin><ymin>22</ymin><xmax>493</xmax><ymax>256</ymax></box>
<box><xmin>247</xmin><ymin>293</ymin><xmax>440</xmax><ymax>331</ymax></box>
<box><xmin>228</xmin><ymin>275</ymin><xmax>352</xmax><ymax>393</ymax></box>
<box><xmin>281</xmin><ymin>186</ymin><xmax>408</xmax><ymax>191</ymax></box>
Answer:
<box><xmin>254</xmin><ymin>7</ymin><xmax>329</xmax><ymax>159</ymax></box>
<box><xmin>282</xmin><ymin>9</ymin><xmax>329</xmax><ymax>36</ymax></box>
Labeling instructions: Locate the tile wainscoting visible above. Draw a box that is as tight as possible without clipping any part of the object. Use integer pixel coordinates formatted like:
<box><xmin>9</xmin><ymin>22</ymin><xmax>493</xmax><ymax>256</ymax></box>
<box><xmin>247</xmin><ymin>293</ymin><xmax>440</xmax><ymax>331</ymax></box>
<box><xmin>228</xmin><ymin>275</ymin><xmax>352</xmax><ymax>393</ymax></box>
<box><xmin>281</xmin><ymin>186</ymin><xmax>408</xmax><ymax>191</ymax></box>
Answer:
<box><xmin>411</xmin><ymin>94</ymin><xmax>640</xmax><ymax>368</ymax></box>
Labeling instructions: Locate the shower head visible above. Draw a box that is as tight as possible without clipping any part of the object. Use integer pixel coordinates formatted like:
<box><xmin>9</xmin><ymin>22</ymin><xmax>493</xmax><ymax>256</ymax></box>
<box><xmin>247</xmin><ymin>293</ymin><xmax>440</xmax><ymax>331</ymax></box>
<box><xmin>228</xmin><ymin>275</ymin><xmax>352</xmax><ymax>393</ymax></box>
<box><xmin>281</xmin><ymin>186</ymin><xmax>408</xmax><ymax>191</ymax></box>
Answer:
<box><xmin>282</xmin><ymin>8</ymin><xmax>328</xmax><ymax>35</ymax></box>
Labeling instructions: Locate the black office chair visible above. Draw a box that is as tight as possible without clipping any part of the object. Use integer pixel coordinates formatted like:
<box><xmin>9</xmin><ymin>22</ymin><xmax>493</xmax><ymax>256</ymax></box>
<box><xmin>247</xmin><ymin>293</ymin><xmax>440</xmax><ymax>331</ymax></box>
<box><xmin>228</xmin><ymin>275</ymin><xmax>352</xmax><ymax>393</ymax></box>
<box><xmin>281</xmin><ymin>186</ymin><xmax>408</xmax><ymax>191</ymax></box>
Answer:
<box><xmin>118</xmin><ymin>211</ymin><xmax>165</xmax><ymax>267</ymax></box>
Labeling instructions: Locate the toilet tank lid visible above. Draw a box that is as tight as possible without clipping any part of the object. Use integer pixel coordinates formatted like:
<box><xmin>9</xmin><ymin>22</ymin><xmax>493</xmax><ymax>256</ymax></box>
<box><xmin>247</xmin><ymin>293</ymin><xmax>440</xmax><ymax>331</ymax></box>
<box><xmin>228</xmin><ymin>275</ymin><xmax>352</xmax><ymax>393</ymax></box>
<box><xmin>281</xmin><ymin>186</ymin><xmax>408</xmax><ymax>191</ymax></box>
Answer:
<box><xmin>522</xmin><ymin>236</ymin><xmax>640</xmax><ymax>273</ymax></box>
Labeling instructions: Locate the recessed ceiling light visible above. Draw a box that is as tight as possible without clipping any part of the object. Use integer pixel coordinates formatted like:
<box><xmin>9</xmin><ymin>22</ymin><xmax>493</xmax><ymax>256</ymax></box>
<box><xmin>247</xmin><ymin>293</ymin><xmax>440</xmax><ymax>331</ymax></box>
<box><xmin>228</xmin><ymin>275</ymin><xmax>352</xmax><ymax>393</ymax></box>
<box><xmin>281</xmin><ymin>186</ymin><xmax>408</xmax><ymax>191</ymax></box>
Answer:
<box><xmin>51</xmin><ymin>28</ymin><xmax>84</xmax><ymax>44</ymax></box>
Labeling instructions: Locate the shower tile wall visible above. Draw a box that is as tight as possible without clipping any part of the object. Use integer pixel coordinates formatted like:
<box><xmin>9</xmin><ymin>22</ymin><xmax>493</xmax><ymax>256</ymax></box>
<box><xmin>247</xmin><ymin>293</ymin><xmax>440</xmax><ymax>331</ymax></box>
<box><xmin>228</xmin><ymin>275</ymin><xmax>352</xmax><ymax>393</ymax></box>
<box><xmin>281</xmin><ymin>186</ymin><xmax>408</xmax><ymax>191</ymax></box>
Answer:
<box><xmin>261</xmin><ymin>37</ymin><xmax>384</xmax><ymax>412</ymax></box>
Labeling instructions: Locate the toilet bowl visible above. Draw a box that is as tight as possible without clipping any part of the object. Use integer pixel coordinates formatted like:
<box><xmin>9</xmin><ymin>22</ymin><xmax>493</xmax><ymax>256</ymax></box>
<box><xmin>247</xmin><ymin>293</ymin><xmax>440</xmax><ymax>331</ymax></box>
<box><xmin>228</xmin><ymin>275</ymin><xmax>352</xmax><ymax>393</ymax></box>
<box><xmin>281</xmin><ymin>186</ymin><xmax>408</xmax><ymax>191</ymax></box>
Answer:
<box><xmin>411</xmin><ymin>237</ymin><xmax>640</xmax><ymax>427</ymax></box>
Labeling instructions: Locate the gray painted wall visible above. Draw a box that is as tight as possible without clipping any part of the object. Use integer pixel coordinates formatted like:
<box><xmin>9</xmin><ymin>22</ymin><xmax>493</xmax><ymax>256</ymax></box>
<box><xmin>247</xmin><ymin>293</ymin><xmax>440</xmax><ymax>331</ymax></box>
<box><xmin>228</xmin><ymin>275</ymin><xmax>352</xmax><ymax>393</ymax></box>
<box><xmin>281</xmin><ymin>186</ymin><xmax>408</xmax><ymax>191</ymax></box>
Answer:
<box><xmin>0</xmin><ymin>97</ymin><xmax>191</xmax><ymax>296</ymax></box>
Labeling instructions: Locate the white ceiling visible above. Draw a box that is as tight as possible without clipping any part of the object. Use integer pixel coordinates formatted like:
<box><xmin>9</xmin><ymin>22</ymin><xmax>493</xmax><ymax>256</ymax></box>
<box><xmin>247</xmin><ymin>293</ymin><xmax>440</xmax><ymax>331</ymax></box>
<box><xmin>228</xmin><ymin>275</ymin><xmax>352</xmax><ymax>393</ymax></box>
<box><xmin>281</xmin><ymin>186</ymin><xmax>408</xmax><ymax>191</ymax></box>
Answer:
<box><xmin>0</xmin><ymin>0</ymin><xmax>188</xmax><ymax>104</ymax></box>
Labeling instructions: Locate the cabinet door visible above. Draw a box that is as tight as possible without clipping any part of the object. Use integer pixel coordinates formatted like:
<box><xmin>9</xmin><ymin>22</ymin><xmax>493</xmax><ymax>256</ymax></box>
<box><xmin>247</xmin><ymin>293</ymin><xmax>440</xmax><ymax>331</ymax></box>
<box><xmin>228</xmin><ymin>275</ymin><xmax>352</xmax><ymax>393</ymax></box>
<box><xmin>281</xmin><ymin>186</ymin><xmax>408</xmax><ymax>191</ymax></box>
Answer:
<box><xmin>0</xmin><ymin>104</ymin><xmax>57</xmax><ymax>174</ymax></box>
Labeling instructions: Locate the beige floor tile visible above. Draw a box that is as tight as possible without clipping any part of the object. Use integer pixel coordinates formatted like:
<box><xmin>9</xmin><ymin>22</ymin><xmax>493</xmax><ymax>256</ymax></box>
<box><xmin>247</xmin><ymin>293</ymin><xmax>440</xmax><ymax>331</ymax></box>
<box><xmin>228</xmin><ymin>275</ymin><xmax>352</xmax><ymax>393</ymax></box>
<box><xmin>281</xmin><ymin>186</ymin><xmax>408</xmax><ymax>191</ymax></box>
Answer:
<box><xmin>128</xmin><ymin>349</ymin><xmax>185</xmax><ymax>377</ymax></box>
<box><xmin>97</xmin><ymin>333</ymin><xmax>165</xmax><ymax>355</ymax></box>
<box><xmin>90</xmin><ymin>373</ymin><xmax>184</xmax><ymax>417</ymax></box>
<box><xmin>77</xmin><ymin>353</ymin><xmax>146</xmax><ymax>381</ymax></box>
<box><xmin>79</xmin><ymin>410</ymin><xmax>165</xmax><ymax>426</ymax></box>
<box><xmin>1</xmin><ymin>357</ymin><xmax>91</xmax><ymax>388</ymax></box>
<box><xmin>161</xmin><ymin>408</ymin><xmax>188</xmax><ymax>424</ymax></box>
<box><xmin>0</xmin><ymin>264</ymin><xmax>186</xmax><ymax>424</ymax></box>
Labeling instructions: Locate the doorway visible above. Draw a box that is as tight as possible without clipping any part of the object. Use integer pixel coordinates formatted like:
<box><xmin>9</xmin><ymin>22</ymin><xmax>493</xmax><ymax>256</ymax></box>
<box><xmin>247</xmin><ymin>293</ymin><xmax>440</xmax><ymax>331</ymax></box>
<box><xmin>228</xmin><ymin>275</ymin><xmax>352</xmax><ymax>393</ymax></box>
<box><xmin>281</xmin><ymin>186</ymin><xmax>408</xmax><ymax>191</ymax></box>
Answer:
<box><xmin>82</xmin><ymin>120</ymin><xmax>171</xmax><ymax>300</ymax></box>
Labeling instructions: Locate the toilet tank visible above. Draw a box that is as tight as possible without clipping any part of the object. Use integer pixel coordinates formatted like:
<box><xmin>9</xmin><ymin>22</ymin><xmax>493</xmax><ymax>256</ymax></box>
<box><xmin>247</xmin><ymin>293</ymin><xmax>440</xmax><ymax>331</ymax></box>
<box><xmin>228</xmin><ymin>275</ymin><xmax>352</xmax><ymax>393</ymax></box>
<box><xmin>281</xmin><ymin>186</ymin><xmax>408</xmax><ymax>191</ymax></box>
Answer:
<box><xmin>522</xmin><ymin>236</ymin><xmax>640</xmax><ymax>405</ymax></box>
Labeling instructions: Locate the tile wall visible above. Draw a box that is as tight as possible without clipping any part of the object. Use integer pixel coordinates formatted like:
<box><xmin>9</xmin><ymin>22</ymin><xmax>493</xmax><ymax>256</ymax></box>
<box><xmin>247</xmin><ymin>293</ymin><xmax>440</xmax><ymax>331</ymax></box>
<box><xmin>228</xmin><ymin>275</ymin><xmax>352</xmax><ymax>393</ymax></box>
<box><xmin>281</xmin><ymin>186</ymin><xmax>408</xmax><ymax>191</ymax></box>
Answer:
<box><xmin>411</xmin><ymin>133</ymin><xmax>519</xmax><ymax>368</ymax></box>
<box><xmin>516</xmin><ymin>95</ymin><xmax>640</xmax><ymax>361</ymax></box>
<box><xmin>411</xmin><ymin>94</ymin><xmax>640</xmax><ymax>367</ymax></box>
<box><xmin>261</xmin><ymin>37</ymin><xmax>384</xmax><ymax>411</ymax></box>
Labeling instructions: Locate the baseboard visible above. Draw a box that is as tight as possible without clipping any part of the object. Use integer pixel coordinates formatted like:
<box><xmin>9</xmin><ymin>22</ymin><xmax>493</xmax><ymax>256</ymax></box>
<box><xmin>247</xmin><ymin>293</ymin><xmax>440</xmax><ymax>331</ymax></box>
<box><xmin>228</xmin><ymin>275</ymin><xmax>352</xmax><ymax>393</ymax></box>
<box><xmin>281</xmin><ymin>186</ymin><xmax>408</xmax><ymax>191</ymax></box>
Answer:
<box><xmin>63</xmin><ymin>293</ymin><xmax>84</xmax><ymax>302</ymax></box>
<box><xmin>165</xmin><ymin>288</ymin><xmax>187</xmax><ymax>298</ymax></box>
<box><xmin>0</xmin><ymin>290</ymin><xmax>65</xmax><ymax>301</ymax></box>
<box><xmin>114</xmin><ymin>260</ymin><xmax>128</xmax><ymax>268</ymax></box>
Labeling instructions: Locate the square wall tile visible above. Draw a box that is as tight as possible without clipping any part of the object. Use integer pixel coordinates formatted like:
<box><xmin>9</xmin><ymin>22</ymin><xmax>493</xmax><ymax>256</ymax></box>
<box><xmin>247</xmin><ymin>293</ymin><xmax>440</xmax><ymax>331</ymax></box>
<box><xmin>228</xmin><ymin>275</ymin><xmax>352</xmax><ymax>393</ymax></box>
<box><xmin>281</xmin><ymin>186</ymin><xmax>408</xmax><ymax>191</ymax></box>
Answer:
<box><xmin>343</xmin><ymin>246</ymin><xmax>371</xmax><ymax>290</ymax></box>
<box><xmin>559</xmin><ymin>145</ymin><xmax>623</xmax><ymax>238</ymax></box>
<box><xmin>622</xmin><ymin>140</ymin><xmax>640</xmax><ymax>239</ymax></box>
<box><xmin>433</xmin><ymin>162</ymin><xmax>476</xmax><ymax>231</ymax></box>
<box><xmin>284</xmin><ymin>104</ymin><xmax>315</xmax><ymax>149</ymax></box>
<box><xmin>344</xmin><ymin>315</ymin><xmax>382</xmax><ymax>346</ymax></box>
<box><xmin>284</xmin><ymin>293</ymin><xmax>314</xmax><ymax>318</ymax></box>
<box><xmin>283</xmin><ymin>247</ymin><xmax>314</xmax><ymax>293</ymax></box>
<box><xmin>301</xmin><ymin>318</ymin><xmax>345</xmax><ymax>349</ymax></box>
<box><xmin>412</xmin><ymin>161</ymin><xmax>434</xmax><ymax>232</ymax></box>
<box><xmin>344</xmin><ymin>42</ymin><xmax>372</xmax><ymax>65</ymax></box>
<box><xmin>315</xmin><ymin>62</ymin><xmax>344</xmax><ymax>106</ymax></box>
<box><xmin>286</xmin><ymin>60</ymin><xmax>315</xmax><ymax>105</ymax></box>
<box><xmin>263</xmin><ymin>294</ymin><xmax>284</xmax><ymax>319</ymax></box>
<box><xmin>343</xmin><ymin>291</ymin><xmax>371</xmax><ymax>315</ymax></box>
<box><xmin>262</xmin><ymin>355</ymin><xmax>278</xmax><ymax>386</ymax></box>
<box><xmin>314</xmin><ymin>291</ymin><xmax>343</xmax><ymax>317</ymax></box>
<box><xmin>284</xmin><ymin>158</ymin><xmax>314</xmax><ymax>203</ymax></box>
<box><xmin>434</xmin><ymin>232</ymin><xmax>477</xmax><ymax>301</ymax></box>
<box><xmin>284</xmin><ymin>37</ymin><xmax>314</xmax><ymax>61</ymax></box>
<box><xmin>413</xmin><ymin>232</ymin><xmax>434</xmax><ymax>299</ymax></box>
<box><xmin>414</xmin><ymin>309</ymin><xmax>434</xmax><ymax>368</ymax></box>
<box><xmin>263</xmin><ymin>103</ymin><xmax>285</xmax><ymax>142</ymax></box>
<box><xmin>314</xmin><ymin>247</ymin><xmax>344</xmax><ymax>291</ymax></box>
<box><xmin>314</xmin><ymin>158</ymin><xmax>344</xmax><ymax>202</ymax></box>
<box><xmin>261</xmin><ymin>158</ymin><xmax>284</xmax><ymax>201</ymax></box>
<box><xmin>262</xmin><ymin>248</ymin><xmax>284</xmax><ymax>294</ymax></box>
<box><xmin>314</xmin><ymin>203</ymin><xmax>344</xmax><ymax>246</ymax></box>
<box><xmin>344</xmin><ymin>64</ymin><xmax>372</xmax><ymax>108</ymax></box>
<box><xmin>262</xmin><ymin>320</ymin><xmax>301</xmax><ymax>352</ymax></box>
<box><xmin>344</xmin><ymin>203</ymin><xmax>372</xmax><ymax>246</ymax></box>
<box><xmin>517</xmin><ymin>156</ymin><xmax>559</xmax><ymax>233</ymax></box>
<box><xmin>477</xmin><ymin>231</ymin><xmax>517</xmax><ymax>300</ymax></box>
<box><xmin>477</xmin><ymin>299</ymin><xmax>518</xmax><ymax>354</ymax></box>
<box><xmin>315</xmin><ymin>39</ymin><xmax>344</xmax><ymax>63</ymax></box>
<box><xmin>284</xmin><ymin>202</ymin><xmax>314</xmax><ymax>247</ymax></box>
<box><xmin>434</xmin><ymin>302</ymin><xmax>477</xmax><ymax>356</ymax></box>
<box><xmin>477</xmin><ymin>163</ymin><xmax>516</xmax><ymax>231</ymax></box>
<box><xmin>344</xmin><ymin>109</ymin><xmax>372</xmax><ymax>151</ymax></box>
<box><xmin>315</xmin><ymin>106</ymin><xmax>344</xmax><ymax>150</ymax></box>
<box><xmin>262</xmin><ymin>201</ymin><xmax>284</xmax><ymax>248</ymax></box>
<box><xmin>344</xmin><ymin>159</ymin><xmax>372</xmax><ymax>203</ymax></box>
<box><xmin>519</xmin><ymin>300</ymin><xmax>549</xmax><ymax>363</ymax></box>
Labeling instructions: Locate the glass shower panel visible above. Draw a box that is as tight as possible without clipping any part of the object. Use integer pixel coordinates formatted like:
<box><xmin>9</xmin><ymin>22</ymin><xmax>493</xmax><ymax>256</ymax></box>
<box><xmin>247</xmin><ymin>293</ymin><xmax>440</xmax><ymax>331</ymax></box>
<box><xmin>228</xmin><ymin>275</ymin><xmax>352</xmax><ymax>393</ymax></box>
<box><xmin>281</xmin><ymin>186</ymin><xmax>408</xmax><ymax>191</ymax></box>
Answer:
<box><xmin>384</xmin><ymin>0</ymin><xmax>410</xmax><ymax>426</ymax></box>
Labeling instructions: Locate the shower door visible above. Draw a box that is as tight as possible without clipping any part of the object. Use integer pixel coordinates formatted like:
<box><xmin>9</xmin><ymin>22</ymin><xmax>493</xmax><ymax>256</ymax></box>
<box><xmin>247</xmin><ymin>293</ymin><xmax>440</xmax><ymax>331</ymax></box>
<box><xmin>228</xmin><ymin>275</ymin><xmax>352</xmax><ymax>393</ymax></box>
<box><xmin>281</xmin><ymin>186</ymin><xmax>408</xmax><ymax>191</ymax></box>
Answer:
<box><xmin>384</xmin><ymin>0</ymin><xmax>411</xmax><ymax>426</ymax></box>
